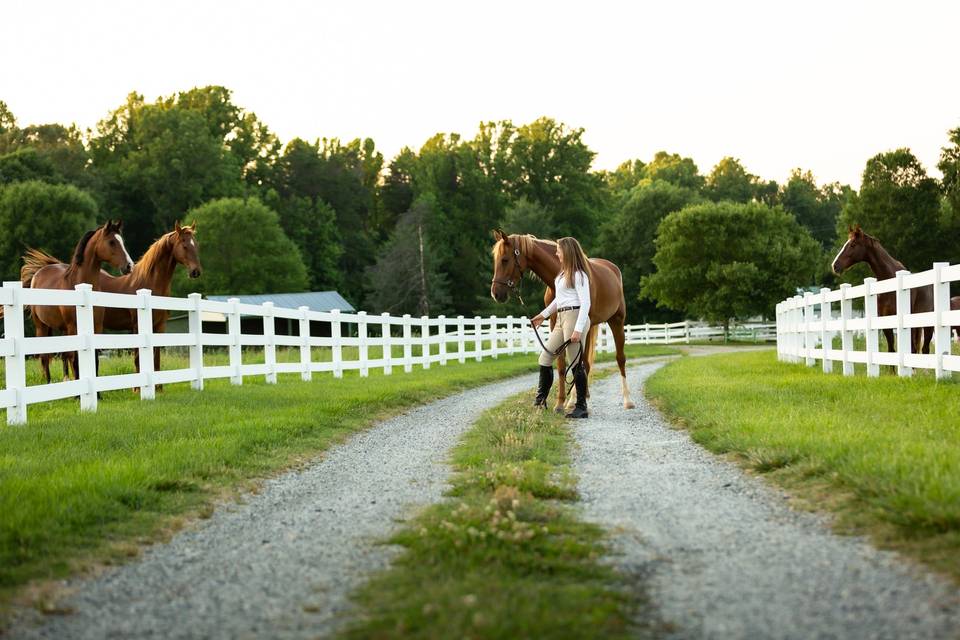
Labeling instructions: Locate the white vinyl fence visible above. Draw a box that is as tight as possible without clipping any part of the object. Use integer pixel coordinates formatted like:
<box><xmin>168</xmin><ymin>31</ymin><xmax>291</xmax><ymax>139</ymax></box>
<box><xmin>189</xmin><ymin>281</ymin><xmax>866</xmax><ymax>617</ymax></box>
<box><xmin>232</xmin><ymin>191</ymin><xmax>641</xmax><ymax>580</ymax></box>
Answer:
<box><xmin>0</xmin><ymin>281</ymin><xmax>772</xmax><ymax>425</ymax></box>
<box><xmin>776</xmin><ymin>262</ymin><xmax>960</xmax><ymax>380</ymax></box>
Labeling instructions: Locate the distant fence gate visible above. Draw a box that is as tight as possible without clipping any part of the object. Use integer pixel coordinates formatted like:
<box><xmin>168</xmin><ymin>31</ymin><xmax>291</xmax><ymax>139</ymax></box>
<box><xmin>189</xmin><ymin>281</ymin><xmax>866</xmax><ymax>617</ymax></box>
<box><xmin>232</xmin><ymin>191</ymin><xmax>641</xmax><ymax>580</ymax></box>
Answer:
<box><xmin>776</xmin><ymin>261</ymin><xmax>960</xmax><ymax>379</ymax></box>
<box><xmin>0</xmin><ymin>280</ymin><xmax>772</xmax><ymax>425</ymax></box>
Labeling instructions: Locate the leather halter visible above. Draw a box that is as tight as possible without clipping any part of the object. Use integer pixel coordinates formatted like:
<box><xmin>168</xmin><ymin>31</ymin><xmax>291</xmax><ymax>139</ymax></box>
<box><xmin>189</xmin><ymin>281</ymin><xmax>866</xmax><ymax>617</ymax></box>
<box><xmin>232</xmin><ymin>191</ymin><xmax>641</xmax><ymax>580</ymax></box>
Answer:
<box><xmin>491</xmin><ymin>245</ymin><xmax>524</xmax><ymax>295</ymax></box>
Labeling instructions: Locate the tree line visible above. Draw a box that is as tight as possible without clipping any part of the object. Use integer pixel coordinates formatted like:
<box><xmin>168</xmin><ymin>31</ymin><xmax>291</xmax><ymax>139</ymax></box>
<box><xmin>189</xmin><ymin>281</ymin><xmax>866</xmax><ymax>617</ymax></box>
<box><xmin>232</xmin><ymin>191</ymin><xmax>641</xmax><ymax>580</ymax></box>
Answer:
<box><xmin>1</xmin><ymin>86</ymin><xmax>958</xmax><ymax>326</ymax></box>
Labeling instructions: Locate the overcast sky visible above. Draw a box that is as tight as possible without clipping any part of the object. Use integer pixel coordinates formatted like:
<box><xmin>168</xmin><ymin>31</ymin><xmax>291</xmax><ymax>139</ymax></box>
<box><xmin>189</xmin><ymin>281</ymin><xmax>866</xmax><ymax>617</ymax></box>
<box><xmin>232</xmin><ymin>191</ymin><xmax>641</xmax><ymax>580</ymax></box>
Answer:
<box><xmin>3</xmin><ymin>0</ymin><xmax>958</xmax><ymax>188</ymax></box>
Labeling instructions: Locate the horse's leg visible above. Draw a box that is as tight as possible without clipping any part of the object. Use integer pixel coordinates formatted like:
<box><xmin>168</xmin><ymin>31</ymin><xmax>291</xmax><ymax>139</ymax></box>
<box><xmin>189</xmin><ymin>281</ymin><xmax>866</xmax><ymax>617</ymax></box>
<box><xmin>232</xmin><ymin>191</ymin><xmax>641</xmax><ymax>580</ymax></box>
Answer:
<box><xmin>608</xmin><ymin>314</ymin><xmax>635</xmax><ymax>409</ymax></box>
<box><xmin>35</xmin><ymin>323</ymin><xmax>53</xmax><ymax>384</ymax></box>
<box><xmin>922</xmin><ymin>326</ymin><xmax>933</xmax><ymax>355</ymax></box>
<box><xmin>882</xmin><ymin>328</ymin><xmax>895</xmax><ymax>354</ymax></box>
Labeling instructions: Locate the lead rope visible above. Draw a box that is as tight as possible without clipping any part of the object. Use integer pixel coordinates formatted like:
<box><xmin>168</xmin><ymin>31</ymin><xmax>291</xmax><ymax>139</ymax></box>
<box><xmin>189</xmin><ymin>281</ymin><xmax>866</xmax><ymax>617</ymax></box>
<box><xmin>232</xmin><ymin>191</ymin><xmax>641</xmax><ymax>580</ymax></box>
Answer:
<box><xmin>530</xmin><ymin>320</ymin><xmax>584</xmax><ymax>397</ymax></box>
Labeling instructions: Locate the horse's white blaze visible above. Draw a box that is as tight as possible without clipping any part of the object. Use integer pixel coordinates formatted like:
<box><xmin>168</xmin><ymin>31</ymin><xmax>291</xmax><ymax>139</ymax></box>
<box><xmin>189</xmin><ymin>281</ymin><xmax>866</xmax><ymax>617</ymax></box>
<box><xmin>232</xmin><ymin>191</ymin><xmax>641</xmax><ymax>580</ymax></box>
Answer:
<box><xmin>189</xmin><ymin>238</ymin><xmax>196</xmax><ymax>247</ymax></box>
<box><xmin>621</xmin><ymin>375</ymin><xmax>635</xmax><ymax>409</ymax></box>
<box><xmin>831</xmin><ymin>238</ymin><xmax>851</xmax><ymax>274</ymax></box>
<box><xmin>116</xmin><ymin>234</ymin><xmax>134</xmax><ymax>266</ymax></box>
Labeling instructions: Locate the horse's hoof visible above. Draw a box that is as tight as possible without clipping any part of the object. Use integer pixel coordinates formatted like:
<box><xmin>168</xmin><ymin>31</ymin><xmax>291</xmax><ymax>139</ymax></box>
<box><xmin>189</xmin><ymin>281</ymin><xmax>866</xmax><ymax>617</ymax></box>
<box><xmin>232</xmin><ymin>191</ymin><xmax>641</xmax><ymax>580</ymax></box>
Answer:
<box><xmin>554</xmin><ymin>405</ymin><xmax>565</xmax><ymax>414</ymax></box>
<box><xmin>624</xmin><ymin>401</ymin><xmax>636</xmax><ymax>409</ymax></box>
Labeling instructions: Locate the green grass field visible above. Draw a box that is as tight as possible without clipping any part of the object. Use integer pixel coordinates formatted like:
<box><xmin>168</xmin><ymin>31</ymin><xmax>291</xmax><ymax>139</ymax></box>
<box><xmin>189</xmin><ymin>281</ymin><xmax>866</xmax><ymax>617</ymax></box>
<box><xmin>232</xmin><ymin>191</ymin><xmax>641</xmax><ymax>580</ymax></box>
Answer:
<box><xmin>341</xmin><ymin>388</ymin><xmax>658</xmax><ymax>639</ymax></box>
<box><xmin>645</xmin><ymin>350</ymin><xmax>960</xmax><ymax>581</ymax></box>
<box><xmin>0</xmin><ymin>342</ymin><xmax>676</xmax><ymax>619</ymax></box>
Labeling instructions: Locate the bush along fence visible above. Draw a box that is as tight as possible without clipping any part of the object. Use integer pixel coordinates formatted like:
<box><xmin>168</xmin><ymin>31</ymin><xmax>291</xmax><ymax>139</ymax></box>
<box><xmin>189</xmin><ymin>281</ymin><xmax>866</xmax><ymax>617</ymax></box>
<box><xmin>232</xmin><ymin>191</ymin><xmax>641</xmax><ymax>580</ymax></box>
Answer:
<box><xmin>0</xmin><ymin>281</ymin><xmax>773</xmax><ymax>425</ymax></box>
<box><xmin>776</xmin><ymin>261</ymin><xmax>960</xmax><ymax>380</ymax></box>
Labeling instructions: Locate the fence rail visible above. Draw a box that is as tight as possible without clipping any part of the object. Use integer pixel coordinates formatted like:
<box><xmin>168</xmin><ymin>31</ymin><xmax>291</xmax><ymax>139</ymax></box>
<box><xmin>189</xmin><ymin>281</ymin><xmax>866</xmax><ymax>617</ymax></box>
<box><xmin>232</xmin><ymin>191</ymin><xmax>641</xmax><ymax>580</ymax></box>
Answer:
<box><xmin>0</xmin><ymin>281</ymin><xmax>772</xmax><ymax>425</ymax></box>
<box><xmin>776</xmin><ymin>261</ymin><xmax>960</xmax><ymax>379</ymax></box>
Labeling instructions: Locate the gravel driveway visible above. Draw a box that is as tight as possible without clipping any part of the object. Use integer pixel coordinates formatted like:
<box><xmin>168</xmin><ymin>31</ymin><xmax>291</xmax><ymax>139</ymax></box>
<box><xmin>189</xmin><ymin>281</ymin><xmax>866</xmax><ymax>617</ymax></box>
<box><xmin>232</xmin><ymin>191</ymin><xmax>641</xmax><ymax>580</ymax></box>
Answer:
<box><xmin>575</xmin><ymin>361</ymin><xmax>960</xmax><ymax>640</ymax></box>
<box><xmin>8</xmin><ymin>375</ymin><xmax>533</xmax><ymax>640</ymax></box>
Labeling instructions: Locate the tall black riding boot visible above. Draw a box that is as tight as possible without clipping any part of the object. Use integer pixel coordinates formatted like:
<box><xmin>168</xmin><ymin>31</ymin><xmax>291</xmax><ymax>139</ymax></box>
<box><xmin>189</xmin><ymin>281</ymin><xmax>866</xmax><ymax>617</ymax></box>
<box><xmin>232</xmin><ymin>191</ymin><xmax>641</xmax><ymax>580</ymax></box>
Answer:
<box><xmin>534</xmin><ymin>365</ymin><xmax>554</xmax><ymax>408</ymax></box>
<box><xmin>565</xmin><ymin>364</ymin><xmax>589</xmax><ymax>419</ymax></box>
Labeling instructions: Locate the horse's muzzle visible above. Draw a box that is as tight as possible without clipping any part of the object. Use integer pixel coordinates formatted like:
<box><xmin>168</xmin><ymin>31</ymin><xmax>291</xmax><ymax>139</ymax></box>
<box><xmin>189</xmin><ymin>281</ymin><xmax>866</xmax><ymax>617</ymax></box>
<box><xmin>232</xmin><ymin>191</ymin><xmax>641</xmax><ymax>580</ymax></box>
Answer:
<box><xmin>122</xmin><ymin>262</ymin><xmax>134</xmax><ymax>275</ymax></box>
<box><xmin>189</xmin><ymin>268</ymin><xmax>202</xmax><ymax>279</ymax></box>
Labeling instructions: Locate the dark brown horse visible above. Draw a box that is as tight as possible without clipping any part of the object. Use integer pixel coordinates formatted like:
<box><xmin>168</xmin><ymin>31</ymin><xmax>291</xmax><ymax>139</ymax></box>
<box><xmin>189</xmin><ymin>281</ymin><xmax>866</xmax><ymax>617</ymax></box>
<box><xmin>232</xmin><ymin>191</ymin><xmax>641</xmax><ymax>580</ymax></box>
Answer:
<box><xmin>490</xmin><ymin>231</ymin><xmax>635</xmax><ymax>411</ymax></box>
<box><xmin>20</xmin><ymin>221</ymin><xmax>135</xmax><ymax>382</ymax></box>
<box><xmin>20</xmin><ymin>221</ymin><xmax>202</xmax><ymax>379</ymax></box>
<box><xmin>831</xmin><ymin>225</ymin><xmax>933</xmax><ymax>354</ymax></box>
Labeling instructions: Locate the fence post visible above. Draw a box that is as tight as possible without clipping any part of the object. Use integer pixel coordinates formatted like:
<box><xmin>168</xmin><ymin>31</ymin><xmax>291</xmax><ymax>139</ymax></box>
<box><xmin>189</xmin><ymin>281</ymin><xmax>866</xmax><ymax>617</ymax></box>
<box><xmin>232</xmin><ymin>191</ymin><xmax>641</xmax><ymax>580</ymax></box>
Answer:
<box><xmin>803</xmin><ymin>292</ymin><xmax>815</xmax><ymax>367</ymax></box>
<box><xmin>932</xmin><ymin>262</ymin><xmax>951</xmax><ymax>380</ymax></box>
<box><xmin>839</xmin><ymin>284</ymin><xmax>853</xmax><ymax>376</ymax></box>
<box><xmin>420</xmin><ymin>315</ymin><xmax>431</xmax><ymax>369</ymax></box>
<box><xmin>228</xmin><ymin>298</ymin><xmax>242</xmax><ymax>385</ymax></box>
<box><xmin>74</xmin><ymin>283</ymin><xmax>98</xmax><ymax>411</ymax></box>
<box><xmin>820</xmin><ymin>287</ymin><xmax>832</xmax><ymax>373</ymax></box>
<box><xmin>299</xmin><ymin>306</ymin><xmax>312</xmax><ymax>382</ymax></box>
<box><xmin>358</xmin><ymin>310</ymin><xmax>369</xmax><ymax>377</ymax></box>
<box><xmin>136</xmin><ymin>288</ymin><xmax>156</xmax><ymax>399</ymax></box>
<box><xmin>685</xmin><ymin>320</ymin><xmax>691</xmax><ymax>345</ymax></box>
<box><xmin>188</xmin><ymin>292</ymin><xmax>204</xmax><ymax>390</ymax></box>
<box><xmin>490</xmin><ymin>315</ymin><xmax>499</xmax><ymax>359</ymax></box>
<box><xmin>895</xmin><ymin>270</ymin><xmax>913</xmax><ymax>378</ymax></box>
<box><xmin>381</xmin><ymin>312</ymin><xmax>393</xmax><ymax>375</ymax></box>
<box><xmin>864</xmin><ymin>277</ymin><xmax>880</xmax><ymax>377</ymax></box>
<box><xmin>331</xmin><ymin>308</ymin><xmax>343</xmax><ymax>379</ymax></box>
<box><xmin>439</xmin><ymin>315</ymin><xmax>448</xmax><ymax>365</ymax></box>
<box><xmin>506</xmin><ymin>315</ymin><xmax>514</xmax><ymax>355</ymax></box>
<box><xmin>474</xmin><ymin>316</ymin><xmax>482</xmax><ymax>361</ymax></box>
<box><xmin>457</xmin><ymin>315</ymin><xmax>466</xmax><ymax>363</ymax></box>
<box><xmin>402</xmin><ymin>314</ymin><xmax>413</xmax><ymax>373</ymax></box>
<box><xmin>263</xmin><ymin>301</ymin><xmax>277</xmax><ymax>384</ymax></box>
<box><xmin>3</xmin><ymin>281</ymin><xmax>27</xmax><ymax>425</ymax></box>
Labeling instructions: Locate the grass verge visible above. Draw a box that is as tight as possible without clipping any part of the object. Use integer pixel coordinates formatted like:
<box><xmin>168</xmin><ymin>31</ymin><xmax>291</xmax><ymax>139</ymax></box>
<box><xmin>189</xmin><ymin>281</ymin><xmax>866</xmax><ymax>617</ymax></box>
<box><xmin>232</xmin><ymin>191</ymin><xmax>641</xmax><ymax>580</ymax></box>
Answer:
<box><xmin>645</xmin><ymin>349</ymin><xmax>960</xmax><ymax>582</ymax></box>
<box><xmin>340</xmin><ymin>388</ymin><xmax>659</xmax><ymax>639</ymax></box>
<box><xmin>0</xmin><ymin>343</ymin><xmax>676</xmax><ymax>623</ymax></box>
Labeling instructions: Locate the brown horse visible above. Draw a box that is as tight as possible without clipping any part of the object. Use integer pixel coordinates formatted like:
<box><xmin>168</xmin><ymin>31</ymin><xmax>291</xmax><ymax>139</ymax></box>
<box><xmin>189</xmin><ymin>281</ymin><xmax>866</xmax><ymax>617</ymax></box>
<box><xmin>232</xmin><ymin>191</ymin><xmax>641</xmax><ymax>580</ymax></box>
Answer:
<box><xmin>20</xmin><ymin>221</ymin><xmax>135</xmax><ymax>382</ymax></box>
<box><xmin>831</xmin><ymin>225</ymin><xmax>933</xmax><ymax>354</ymax></box>
<box><xmin>490</xmin><ymin>230</ymin><xmax>635</xmax><ymax>411</ymax></box>
<box><xmin>20</xmin><ymin>221</ymin><xmax>202</xmax><ymax>379</ymax></box>
<box><xmin>952</xmin><ymin>296</ymin><xmax>960</xmax><ymax>340</ymax></box>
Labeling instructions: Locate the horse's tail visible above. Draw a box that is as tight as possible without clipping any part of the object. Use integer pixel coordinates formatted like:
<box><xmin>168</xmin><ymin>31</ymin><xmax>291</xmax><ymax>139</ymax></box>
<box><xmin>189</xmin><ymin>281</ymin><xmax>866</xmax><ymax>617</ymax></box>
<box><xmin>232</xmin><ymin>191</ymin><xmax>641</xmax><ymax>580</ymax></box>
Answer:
<box><xmin>21</xmin><ymin>248</ymin><xmax>61</xmax><ymax>288</ymax></box>
<box><xmin>585</xmin><ymin>323</ymin><xmax>599</xmax><ymax>373</ymax></box>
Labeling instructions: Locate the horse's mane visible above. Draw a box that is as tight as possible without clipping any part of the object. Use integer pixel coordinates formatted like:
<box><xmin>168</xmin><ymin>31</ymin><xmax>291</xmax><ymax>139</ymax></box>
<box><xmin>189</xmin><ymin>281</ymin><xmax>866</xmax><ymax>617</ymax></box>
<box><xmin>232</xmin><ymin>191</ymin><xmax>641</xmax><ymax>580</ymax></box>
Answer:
<box><xmin>126</xmin><ymin>231</ymin><xmax>178</xmax><ymax>289</ymax></box>
<box><xmin>71</xmin><ymin>228</ymin><xmax>98</xmax><ymax>267</ymax></box>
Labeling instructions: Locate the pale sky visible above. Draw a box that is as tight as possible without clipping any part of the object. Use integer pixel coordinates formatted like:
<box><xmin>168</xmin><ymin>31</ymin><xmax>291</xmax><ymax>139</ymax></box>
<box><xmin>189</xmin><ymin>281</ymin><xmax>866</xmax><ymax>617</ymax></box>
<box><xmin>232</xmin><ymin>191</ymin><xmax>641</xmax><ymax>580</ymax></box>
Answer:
<box><xmin>2</xmin><ymin>0</ymin><xmax>958</xmax><ymax>188</ymax></box>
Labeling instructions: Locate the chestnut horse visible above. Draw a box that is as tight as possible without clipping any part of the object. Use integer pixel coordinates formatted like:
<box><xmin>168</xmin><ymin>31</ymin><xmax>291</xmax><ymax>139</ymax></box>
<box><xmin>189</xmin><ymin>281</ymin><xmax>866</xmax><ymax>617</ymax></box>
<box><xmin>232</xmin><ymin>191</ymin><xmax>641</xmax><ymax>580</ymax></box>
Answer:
<box><xmin>831</xmin><ymin>225</ymin><xmax>933</xmax><ymax>354</ymax></box>
<box><xmin>20</xmin><ymin>221</ymin><xmax>135</xmax><ymax>381</ymax></box>
<box><xmin>20</xmin><ymin>221</ymin><xmax>202</xmax><ymax>379</ymax></box>
<box><xmin>490</xmin><ymin>230</ymin><xmax>635</xmax><ymax>412</ymax></box>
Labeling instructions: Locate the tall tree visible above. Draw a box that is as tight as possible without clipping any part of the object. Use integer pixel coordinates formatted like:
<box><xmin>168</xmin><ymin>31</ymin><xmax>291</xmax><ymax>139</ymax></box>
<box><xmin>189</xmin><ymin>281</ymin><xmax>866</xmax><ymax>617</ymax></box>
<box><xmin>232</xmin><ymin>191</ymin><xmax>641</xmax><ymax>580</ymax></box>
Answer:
<box><xmin>781</xmin><ymin>169</ymin><xmax>849</xmax><ymax>250</ymax></box>
<box><xmin>939</xmin><ymin>126</ymin><xmax>960</xmax><ymax>217</ymax></box>
<box><xmin>174</xmin><ymin>197</ymin><xmax>308</xmax><ymax>296</ymax></box>
<box><xmin>704</xmin><ymin>157</ymin><xmax>756</xmax><ymax>203</ymax></box>
<box><xmin>597</xmin><ymin>180</ymin><xmax>701</xmax><ymax>322</ymax></box>
<box><xmin>643</xmin><ymin>151</ymin><xmax>705</xmax><ymax>192</ymax></box>
<box><xmin>0</xmin><ymin>180</ymin><xmax>99</xmax><ymax>280</ymax></box>
<box><xmin>641</xmin><ymin>201</ymin><xmax>820</xmax><ymax>327</ymax></box>
<box><xmin>836</xmin><ymin>149</ymin><xmax>947</xmax><ymax>270</ymax></box>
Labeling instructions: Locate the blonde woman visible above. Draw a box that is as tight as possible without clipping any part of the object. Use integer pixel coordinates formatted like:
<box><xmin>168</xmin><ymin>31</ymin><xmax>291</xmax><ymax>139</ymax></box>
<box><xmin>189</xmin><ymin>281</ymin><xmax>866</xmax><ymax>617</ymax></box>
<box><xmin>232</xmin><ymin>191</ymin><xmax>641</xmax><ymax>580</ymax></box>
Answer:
<box><xmin>531</xmin><ymin>237</ymin><xmax>592</xmax><ymax>418</ymax></box>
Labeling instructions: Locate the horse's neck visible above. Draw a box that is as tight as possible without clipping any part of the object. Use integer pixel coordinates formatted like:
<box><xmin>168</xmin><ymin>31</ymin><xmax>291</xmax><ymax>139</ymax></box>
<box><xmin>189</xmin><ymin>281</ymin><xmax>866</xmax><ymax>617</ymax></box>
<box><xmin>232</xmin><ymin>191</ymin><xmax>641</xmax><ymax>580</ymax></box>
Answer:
<box><xmin>129</xmin><ymin>239</ymin><xmax>178</xmax><ymax>295</ymax></box>
<box><xmin>527</xmin><ymin>241</ymin><xmax>561</xmax><ymax>286</ymax></box>
<box><xmin>70</xmin><ymin>238</ymin><xmax>104</xmax><ymax>286</ymax></box>
<box><xmin>865</xmin><ymin>242</ymin><xmax>905</xmax><ymax>280</ymax></box>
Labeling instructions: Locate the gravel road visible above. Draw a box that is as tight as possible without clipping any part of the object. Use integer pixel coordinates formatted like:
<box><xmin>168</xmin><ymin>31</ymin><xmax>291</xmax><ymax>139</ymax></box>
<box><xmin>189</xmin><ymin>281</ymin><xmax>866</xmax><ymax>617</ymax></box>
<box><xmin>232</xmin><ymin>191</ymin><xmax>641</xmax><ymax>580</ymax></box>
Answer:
<box><xmin>8</xmin><ymin>375</ymin><xmax>533</xmax><ymax>640</ymax></box>
<box><xmin>574</xmin><ymin>361</ymin><xmax>960</xmax><ymax>640</ymax></box>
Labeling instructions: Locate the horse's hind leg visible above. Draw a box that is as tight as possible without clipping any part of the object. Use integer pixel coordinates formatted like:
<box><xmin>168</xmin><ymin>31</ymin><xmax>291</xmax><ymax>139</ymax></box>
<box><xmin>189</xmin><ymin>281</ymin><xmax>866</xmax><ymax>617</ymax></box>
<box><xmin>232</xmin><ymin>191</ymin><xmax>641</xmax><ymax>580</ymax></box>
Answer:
<box><xmin>882</xmin><ymin>328</ymin><xmax>895</xmax><ymax>355</ymax></box>
<box><xmin>608</xmin><ymin>313</ymin><xmax>635</xmax><ymax>409</ymax></box>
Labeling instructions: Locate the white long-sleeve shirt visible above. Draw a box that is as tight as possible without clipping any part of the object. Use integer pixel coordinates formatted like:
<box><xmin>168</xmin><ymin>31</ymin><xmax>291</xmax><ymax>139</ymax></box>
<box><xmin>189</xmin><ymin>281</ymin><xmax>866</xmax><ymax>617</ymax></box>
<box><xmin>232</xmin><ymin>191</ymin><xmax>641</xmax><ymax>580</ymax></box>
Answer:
<box><xmin>539</xmin><ymin>270</ymin><xmax>592</xmax><ymax>332</ymax></box>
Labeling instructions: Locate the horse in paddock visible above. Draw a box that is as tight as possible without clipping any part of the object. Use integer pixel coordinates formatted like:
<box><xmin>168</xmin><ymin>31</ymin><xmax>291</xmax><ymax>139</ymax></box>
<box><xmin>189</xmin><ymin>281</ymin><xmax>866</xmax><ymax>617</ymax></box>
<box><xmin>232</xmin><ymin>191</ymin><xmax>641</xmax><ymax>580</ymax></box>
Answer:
<box><xmin>490</xmin><ymin>230</ymin><xmax>636</xmax><ymax>412</ymax></box>
<box><xmin>831</xmin><ymin>225</ymin><xmax>933</xmax><ymax>355</ymax></box>
<box><xmin>952</xmin><ymin>296</ymin><xmax>960</xmax><ymax>341</ymax></box>
<box><xmin>17</xmin><ymin>221</ymin><xmax>134</xmax><ymax>382</ymax></box>
<box><xmin>20</xmin><ymin>221</ymin><xmax>202</xmax><ymax>381</ymax></box>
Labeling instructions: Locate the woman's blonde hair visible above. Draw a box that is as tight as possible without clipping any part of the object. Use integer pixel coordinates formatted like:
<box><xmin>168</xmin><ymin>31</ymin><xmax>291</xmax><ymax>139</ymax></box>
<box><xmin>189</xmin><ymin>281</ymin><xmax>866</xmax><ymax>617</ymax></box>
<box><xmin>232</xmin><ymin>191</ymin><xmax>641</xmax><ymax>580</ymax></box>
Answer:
<box><xmin>557</xmin><ymin>237</ymin><xmax>591</xmax><ymax>288</ymax></box>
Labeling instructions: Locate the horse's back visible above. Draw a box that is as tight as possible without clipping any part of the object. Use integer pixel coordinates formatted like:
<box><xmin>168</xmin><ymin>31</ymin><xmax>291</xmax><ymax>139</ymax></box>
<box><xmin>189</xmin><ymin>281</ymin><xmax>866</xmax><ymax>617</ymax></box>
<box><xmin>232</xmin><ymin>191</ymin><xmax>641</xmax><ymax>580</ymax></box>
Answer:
<box><xmin>30</xmin><ymin>263</ymin><xmax>72</xmax><ymax>290</ymax></box>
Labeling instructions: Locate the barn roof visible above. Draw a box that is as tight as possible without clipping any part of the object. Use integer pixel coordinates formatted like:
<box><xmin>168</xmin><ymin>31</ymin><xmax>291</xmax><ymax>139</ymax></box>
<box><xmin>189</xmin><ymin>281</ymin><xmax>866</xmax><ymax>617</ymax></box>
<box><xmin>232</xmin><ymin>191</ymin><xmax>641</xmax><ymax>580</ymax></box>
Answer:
<box><xmin>205</xmin><ymin>291</ymin><xmax>355</xmax><ymax>313</ymax></box>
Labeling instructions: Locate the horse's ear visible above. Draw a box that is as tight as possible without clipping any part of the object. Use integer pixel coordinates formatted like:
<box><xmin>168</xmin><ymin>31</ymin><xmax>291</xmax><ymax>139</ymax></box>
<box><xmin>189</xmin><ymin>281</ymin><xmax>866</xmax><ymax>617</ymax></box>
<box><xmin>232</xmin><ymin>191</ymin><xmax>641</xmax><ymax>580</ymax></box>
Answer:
<box><xmin>492</xmin><ymin>228</ymin><xmax>507</xmax><ymax>242</ymax></box>
<box><xmin>190</xmin><ymin>219</ymin><xmax>197</xmax><ymax>231</ymax></box>
<box><xmin>853</xmin><ymin>224</ymin><xmax>863</xmax><ymax>237</ymax></box>
<box><xmin>175</xmin><ymin>220</ymin><xmax>182</xmax><ymax>233</ymax></box>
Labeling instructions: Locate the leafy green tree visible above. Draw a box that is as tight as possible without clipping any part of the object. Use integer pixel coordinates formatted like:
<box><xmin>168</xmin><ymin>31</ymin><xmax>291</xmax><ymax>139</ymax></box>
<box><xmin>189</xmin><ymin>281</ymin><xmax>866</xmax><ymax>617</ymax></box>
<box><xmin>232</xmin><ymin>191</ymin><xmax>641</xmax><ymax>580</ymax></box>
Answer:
<box><xmin>0</xmin><ymin>148</ymin><xmax>59</xmax><ymax>185</ymax></box>
<box><xmin>837</xmin><ymin>148</ymin><xmax>947</xmax><ymax>269</ymax></box>
<box><xmin>781</xmin><ymin>170</ymin><xmax>849</xmax><ymax>250</ymax></box>
<box><xmin>367</xmin><ymin>195</ymin><xmax>451</xmax><ymax>315</ymax></box>
<box><xmin>704</xmin><ymin>157</ymin><xmax>757</xmax><ymax>203</ymax></box>
<box><xmin>0</xmin><ymin>123</ymin><xmax>91</xmax><ymax>188</ymax></box>
<box><xmin>641</xmin><ymin>201</ymin><xmax>820</xmax><ymax>326</ymax></box>
<box><xmin>605</xmin><ymin>159</ymin><xmax>647</xmax><ymax>193</ymax></box>
<box><xmin>174</xmin><ymin>197</ymin><xmax>308</xmax><ymax>296</ymax></box>
<box><xmin>597</xmin><ymin>180</ymin><xmax>701</xmax><ymax>322</ymax></box>
<box><xmin>90</xmin><ymin>92</ymin><xmax>243</xmax><ymax>254</ymax></box>
<box><xmin>0</xmin><ymin>180</ymin><xmax>98</xmax><ymax>280</ymax></box>
<box><xmin>644</xmin><ymin>151</ymin><xmax>705</xmax><ymax>192</ymax></box>
<box><xmin>500</xmin><ymin>198</ymin><xmax>557</xmax><ymax>239</ymax></box>
<box><xmin>939</xmin><ymin>126</ymin><xmax>960</xmax><ymax>217</ymax></box>
<box><xmin>263</xmin><ymin>190</ymin><xmax>342</xmax><ymax>290</ymax></box>
<box><xmin>0</xmin><ymin>101</ymin><xmax>15</xmax><ymax>134</ymax></box>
